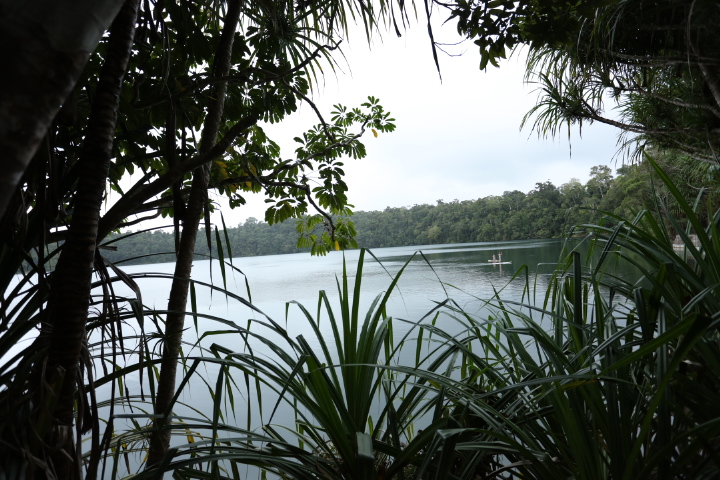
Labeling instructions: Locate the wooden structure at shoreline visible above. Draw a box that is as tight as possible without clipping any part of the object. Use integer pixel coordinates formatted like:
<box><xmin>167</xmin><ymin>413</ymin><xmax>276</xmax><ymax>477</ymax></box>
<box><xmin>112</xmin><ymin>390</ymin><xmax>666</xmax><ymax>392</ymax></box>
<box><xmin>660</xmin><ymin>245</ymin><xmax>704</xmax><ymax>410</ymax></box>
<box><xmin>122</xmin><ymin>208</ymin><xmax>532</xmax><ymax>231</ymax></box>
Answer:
<box><xmin>672</xmin><ymin>234</ymin><xmax>700</xmax><ymax>251</ymax></box>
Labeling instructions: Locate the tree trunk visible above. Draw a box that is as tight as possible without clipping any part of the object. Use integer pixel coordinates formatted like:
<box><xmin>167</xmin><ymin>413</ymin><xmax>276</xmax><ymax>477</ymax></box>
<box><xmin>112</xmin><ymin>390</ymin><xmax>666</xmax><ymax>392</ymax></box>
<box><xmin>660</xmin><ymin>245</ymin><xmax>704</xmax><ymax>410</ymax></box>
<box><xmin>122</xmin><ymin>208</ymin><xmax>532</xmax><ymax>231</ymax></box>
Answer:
<box><xmin>0</xmin><ymin>0</ymin><xmax>124</xmax><ymax>218</ymax></box>
<box><xmin>698</xmin><ymin>62</ymin><xmax>720</xmax><ymax>116</ymax></box>
<box><xmin>39</xmin><ymin>1</ymin><xmax>139</xmax><ymax>478</ymax></box>
<box><xmin>146</xmin><ymin>0</ymin><xmax>243</xmax><ymax>467</ymax></box>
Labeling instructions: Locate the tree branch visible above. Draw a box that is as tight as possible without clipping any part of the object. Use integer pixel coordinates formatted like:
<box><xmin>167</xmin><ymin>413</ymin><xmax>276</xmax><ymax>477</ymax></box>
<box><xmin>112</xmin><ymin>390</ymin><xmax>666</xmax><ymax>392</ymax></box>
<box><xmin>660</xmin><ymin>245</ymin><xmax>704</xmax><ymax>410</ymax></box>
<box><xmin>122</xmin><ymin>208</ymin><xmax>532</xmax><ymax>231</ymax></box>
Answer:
<box><xmin>580</xmin><ymin>99</ymin><xmax>693</xmax><ymax>136</ymax></box>
<box><xmin>282</xmin><ymin>80</ymin><xmax>336</xmax><ymax>142</ymax></box>
<box><xmin>254</xmin><ymin>176</ymin><xmax>337</xmax><ymax>240</ymax></box>
<box><xmin>603</xmin><ymin>50</ymin><xmax>719</xmax><ymax>67</ymax></box>
<box><xmin>135</xmin><ymin>43</ymin><xmax>342</xmax><ymax>110</ymax></box>
<box><xmin>97</xmin><ymin>113</ymin><xmax>259</xmax><ymax>240</ymax></box>
<box><xmin>626</xmin><ymin>78</ymin><xmax>720</xmax><ymax>118</ymax></box>
<box><xmin>212</xmin><ymin>122</ymin><xmax>369</xmax><ymax>192</ymax></box>
<box><xmin>116</xmin><ymin>210</ymin><xmax>162</xmax><ymax>229</ymax></box>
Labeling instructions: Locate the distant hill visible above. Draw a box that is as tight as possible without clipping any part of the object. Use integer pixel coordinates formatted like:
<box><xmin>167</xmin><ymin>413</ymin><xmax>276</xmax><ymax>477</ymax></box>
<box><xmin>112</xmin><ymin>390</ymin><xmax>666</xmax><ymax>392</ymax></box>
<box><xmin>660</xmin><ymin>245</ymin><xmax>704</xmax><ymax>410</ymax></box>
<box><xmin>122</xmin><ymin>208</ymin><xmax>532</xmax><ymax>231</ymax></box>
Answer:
<box><xmin>98</xmin><ymin>161</ymin><xmax>720</xmax><ymax>265</ymax></box>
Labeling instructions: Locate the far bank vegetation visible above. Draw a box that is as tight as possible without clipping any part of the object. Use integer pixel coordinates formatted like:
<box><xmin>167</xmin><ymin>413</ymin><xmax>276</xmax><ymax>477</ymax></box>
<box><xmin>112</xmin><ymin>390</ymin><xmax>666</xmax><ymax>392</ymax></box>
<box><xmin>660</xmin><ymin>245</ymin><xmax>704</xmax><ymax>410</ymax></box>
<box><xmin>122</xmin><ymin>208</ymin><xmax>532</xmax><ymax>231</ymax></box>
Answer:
<box><xmin>103</xmin><ymin>157</ymin><xmax>720</xmax><ymax>264</ymax></box>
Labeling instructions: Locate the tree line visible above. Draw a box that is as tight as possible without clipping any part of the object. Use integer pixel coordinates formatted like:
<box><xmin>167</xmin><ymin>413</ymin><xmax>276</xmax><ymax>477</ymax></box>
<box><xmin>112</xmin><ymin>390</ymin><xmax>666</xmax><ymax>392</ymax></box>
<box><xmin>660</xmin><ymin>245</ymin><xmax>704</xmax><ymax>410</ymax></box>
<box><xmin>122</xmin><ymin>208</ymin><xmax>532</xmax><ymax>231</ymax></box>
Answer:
<box><xmin>102</xmin><ymin>155</ymin><xmax>720</xmax><ymax>264</ymax></box>
<box><xmin>4</xmin><ymin>0</ymin><xmax>720</xmax><ymax>477</ymax></box>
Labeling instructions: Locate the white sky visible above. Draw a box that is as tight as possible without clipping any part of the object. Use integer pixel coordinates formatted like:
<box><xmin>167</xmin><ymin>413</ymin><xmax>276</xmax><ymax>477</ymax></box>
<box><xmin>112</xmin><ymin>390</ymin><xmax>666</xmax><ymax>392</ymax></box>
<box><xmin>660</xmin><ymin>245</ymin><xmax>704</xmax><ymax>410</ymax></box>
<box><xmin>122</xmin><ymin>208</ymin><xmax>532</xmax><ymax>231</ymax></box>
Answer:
<box><xmin>208</xmin><ymin>17</ymin><xmax>624</xmax><ymax>227</ymax></box>
<box><xmin>98</xmin><ymin>15</ymin><xmax>619</xmax><ymax>229</ymax></box>
<box><xmin>103</xmin><ymin>16</ymin><xmax>625</xmax><ymax>231</ymax></box>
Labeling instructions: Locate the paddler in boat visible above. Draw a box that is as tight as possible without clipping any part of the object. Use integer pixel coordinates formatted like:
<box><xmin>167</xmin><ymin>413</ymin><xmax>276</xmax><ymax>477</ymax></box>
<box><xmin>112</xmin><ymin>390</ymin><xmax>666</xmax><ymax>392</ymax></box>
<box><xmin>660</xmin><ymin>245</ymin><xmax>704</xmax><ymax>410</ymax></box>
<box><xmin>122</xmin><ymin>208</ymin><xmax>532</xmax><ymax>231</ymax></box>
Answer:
<box><xmin>499</xmin><ymin>252</ymin><xmax>502</xmax><ymax>262</ymax></box>
<box><xmin>492</xmin><ymin>254</ymin><xmax>497</xmax><ymax>263</ymax></box>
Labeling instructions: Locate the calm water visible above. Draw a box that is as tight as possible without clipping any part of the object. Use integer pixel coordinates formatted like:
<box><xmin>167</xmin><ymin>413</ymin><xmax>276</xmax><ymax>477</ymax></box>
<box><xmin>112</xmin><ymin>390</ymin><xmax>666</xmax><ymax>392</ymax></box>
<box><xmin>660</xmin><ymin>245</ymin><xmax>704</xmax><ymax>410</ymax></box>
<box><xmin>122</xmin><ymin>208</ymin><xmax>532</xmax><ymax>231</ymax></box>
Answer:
<box><xmin>107</xmin><ymin>238</ymin><xmax>579</xmax><ymax>383</ymax></box>
<box><xmin>120</xmin><ymin>238</ymin><xmax>572</xmax><ymax>335</ymax></box>
<box><xmin>97</xmin><ymin>237</ymin><xmax>619</xmax><ymax>476</ymax></box>
<box><xmin>1</xmin><ymin>237</ymin><xmax>637</xmax><ymax>477</ymax></box>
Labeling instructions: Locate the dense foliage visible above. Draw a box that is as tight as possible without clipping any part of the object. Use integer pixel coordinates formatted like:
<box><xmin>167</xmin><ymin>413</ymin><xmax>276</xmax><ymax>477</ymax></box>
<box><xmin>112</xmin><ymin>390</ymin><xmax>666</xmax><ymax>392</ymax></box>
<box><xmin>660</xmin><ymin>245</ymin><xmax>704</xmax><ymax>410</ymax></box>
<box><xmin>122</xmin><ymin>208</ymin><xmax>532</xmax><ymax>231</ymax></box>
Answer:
<box><xmin>91</xmin><ymin>163</ymin><xmax>720</xmax><ymax>479</ymax></box>
<box><xmin>99</xmin><ymin>158</ymin><xmax>720</xmax><ymax>263</ymax></box>
<box><xmin>3</xmin><ymin>0</ymin><xmax>720</xmax><ymax>478</ymax></box>
<box><xmin>443</xmin><ymin>0</ymin><xmax>720</xmax><ymax>162</ymax></box>
<box><xmin>1</xmin><ymin>0</ymin><xmax>396</xmax><ymax>476</ymax></box>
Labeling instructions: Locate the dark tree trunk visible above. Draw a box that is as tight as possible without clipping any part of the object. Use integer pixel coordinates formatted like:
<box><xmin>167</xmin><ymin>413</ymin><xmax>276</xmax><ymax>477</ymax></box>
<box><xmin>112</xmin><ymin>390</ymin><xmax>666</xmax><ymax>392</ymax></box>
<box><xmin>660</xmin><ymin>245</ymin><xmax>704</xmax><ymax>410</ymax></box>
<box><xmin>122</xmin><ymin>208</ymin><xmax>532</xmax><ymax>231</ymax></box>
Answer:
<box><xmin>699</xmin><ymin>62</ymin><xmax>720</xmax><ymax>115</ymax></box>
<box><xmin>146</xmin><ymin>0</ymin><xmax>243</xmax><ymax>467</ymax></box>
<box><xmin>0</xmin><ymin>0</ymin><xmax>124</xmax><ymax>218</ymax></box>
<box><xmin>39</xmin><ymin>1</ymin><xmax>139</xmax><ymax>478</ymax></box>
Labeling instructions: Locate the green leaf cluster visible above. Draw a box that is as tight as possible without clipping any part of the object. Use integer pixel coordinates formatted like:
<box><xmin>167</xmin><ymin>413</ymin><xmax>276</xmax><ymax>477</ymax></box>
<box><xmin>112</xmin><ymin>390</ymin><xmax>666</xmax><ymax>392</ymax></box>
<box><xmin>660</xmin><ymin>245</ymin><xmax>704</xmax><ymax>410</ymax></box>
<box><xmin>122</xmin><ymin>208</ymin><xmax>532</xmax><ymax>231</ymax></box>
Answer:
<box><xmin>94</xmin><ymin>160</ymin><xmax>720</xmax><ymax>478</ymax></box>
<box><xmin>95</xmin><ymin>158</ymin><xmax>720</xmax><ymax>265</ymax></box>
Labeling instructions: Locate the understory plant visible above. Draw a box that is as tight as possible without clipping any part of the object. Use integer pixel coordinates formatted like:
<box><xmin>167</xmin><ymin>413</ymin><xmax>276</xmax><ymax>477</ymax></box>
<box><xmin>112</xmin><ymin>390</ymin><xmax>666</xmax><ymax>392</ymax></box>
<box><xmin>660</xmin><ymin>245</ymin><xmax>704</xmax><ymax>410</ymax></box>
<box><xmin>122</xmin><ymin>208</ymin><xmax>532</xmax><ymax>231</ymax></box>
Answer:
<box><xmin>89</xmin><ymin>249</ymin><xmax>488</xmax><ymax>479</ymax></box>
<box><xmin>420</xmin><ymin>155</ymin><xmax>720</xmax><ymax>479</ymax></box>
<box><xmin>4</xmin><ymin>156</ymin><xmax>719</xmax><ymax>480</ymax></box>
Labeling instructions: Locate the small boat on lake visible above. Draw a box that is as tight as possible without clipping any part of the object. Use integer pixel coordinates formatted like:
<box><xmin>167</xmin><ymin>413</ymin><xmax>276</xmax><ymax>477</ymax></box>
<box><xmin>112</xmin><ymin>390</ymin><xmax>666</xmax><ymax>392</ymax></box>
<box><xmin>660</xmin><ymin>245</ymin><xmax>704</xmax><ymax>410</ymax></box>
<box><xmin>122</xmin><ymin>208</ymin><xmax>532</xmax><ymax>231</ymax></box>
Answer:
<box><xmin>488</xmin><ymin>252</ymin><xmax>508</xmax><ymax>264</ymax></box>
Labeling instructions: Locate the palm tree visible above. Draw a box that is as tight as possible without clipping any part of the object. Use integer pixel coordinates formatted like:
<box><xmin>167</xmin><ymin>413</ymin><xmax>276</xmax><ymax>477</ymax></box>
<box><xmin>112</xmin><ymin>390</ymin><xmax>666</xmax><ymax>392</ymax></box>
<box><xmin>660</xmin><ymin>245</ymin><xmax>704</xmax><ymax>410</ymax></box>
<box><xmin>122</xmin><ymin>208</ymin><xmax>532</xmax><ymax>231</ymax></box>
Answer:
<box><xmin>0</xmin><ymin>0</ymin><xmax>401</xmax><ymax>477</ymax></box>
<box><xmin>145</xmin><ymin>0</ymin><xmax>244</xmax><ymax>465</ymax></box>
<box><xmin>11</xmin><ymin>2</ymin><xmax>140</xmax><ymax>478</ymax></box>
<box><xmin>145</xmin><ymin>0</ymin><xmax>399</xmax><ymax>464</ymax></box>
<box><xmin>520</xmin><ymin>0</ymin><xmax>720</xmax><ymax>162</ymax></box>
<box><xmin>0</xmin><ymin>0</ymin><xmax>123</xmax><ymax>218</ymax></box>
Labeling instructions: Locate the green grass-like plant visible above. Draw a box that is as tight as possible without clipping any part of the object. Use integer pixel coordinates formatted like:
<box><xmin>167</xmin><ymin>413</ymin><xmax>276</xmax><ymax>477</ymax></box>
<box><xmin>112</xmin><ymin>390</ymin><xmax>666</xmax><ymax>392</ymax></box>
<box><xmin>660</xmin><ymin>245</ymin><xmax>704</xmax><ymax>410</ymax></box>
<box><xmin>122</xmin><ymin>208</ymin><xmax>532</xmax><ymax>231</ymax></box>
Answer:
<box><xmin>4</xmin><ymin>156</ymin><xmax>718</xmax><ymax>480</ymax></box>
<box><xmin>415</xmin><ymin>155</ymin><xmax>720</xmax><ymax>479</ymax></box>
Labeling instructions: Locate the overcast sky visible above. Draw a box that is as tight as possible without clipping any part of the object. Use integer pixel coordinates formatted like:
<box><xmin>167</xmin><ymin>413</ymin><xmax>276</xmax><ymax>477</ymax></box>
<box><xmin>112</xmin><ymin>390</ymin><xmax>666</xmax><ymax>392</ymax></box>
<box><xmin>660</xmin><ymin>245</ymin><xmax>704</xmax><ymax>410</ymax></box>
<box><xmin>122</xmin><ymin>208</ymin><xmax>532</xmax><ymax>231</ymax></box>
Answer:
<box><xmin>214</xmin><ymin>18</ymin><xmax>624</xmax><ymax>227</ymax></box>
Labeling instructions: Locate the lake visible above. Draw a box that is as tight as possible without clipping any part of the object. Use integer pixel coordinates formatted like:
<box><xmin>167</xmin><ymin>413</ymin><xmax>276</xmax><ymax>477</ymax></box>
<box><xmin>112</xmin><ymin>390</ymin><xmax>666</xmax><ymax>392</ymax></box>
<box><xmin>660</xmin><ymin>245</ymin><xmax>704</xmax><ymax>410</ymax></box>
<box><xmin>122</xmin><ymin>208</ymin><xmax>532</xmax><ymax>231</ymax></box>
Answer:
<box><xmin>119</xmin><ymin>237</ymin><xmax>572</xmax><ymax>331</ymax></box>
<box><xmin>108</xmin><ymin>237</ymin><xmax>576</xmax><ymax>379</ymax></box>
<box><xmin>97</xmin><ymin>237</ymin><xmax>615</xmax><ymax>476</ymax></box>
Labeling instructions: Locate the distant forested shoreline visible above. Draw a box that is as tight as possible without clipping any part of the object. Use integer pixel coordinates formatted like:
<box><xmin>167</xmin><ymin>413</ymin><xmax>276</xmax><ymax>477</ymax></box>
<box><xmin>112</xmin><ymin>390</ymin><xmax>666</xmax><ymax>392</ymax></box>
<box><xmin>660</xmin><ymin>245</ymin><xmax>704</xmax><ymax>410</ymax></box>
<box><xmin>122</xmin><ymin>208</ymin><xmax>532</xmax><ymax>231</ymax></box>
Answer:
<box><xmin>100</xmin><ymin>160</ymin><xmax>720</xmax><ymax>265</ymax></box>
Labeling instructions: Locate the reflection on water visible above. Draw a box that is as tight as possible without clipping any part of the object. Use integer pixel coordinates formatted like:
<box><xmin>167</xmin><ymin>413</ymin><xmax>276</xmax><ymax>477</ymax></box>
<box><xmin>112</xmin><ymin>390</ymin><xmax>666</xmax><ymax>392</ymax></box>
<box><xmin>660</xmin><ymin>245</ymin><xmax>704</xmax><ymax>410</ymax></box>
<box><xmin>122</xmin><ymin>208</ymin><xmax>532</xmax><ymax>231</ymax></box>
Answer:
<box><xmin>119</xmin><ymin>238</ymin><xmax>575</xmax><ymax>334</ymax></box>
<box><xmin>108</xmin><ymin>239</ymin><xmax>579</xmax><ymax>413</ymax></box>
<box><xmin>97</xmin><ymin>237</ymin><xmax>641</xmax><ymax>476</ymax></box>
